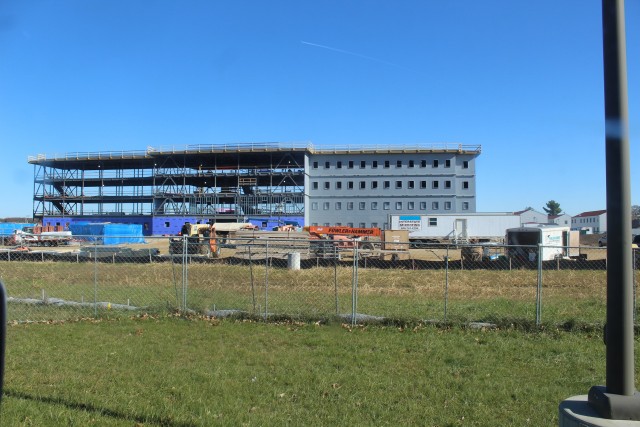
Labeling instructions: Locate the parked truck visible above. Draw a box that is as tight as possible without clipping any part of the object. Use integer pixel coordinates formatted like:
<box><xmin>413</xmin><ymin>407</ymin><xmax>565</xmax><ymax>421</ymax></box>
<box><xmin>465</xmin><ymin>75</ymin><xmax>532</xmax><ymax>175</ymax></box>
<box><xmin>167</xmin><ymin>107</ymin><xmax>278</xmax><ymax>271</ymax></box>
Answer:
<box><xmin>505</xmin><ymin>225</ymin><xmax>579</xmax><ymax>261</ymax></box>
<box><xmin>169</xmin><ymin>221</ymin><xmax>257</xmax><ymax>256</ymax></box>
<box><xmin>389</xmin><ymin>213</ymin><xmax>521</xmax><ymax>245</ymax></box>
<box><xmin>11</xmin><ymin>226</ymin><xmax>72</xmax><ymax>247</ymax></box>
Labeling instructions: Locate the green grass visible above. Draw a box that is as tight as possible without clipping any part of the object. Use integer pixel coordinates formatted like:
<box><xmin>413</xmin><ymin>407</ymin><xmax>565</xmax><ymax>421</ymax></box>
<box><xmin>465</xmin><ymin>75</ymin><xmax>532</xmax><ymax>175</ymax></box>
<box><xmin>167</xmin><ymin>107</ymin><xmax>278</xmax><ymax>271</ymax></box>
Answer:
<box><xmin>0</xmin><ymin>260</ymin><xmax>622</xmax><ymax>326</ymax></box>
<box><xmin>1</xmin><ymin>316</ymin><xmax>628</xmax><ymax>426</ymax></box>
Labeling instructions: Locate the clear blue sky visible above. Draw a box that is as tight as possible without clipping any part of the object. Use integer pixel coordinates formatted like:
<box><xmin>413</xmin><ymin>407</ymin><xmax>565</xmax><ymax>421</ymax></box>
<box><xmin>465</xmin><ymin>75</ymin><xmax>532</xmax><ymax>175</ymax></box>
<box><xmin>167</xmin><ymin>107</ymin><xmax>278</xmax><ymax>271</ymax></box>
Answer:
<box><xmin>0</xmin><ymin>1</ymin><xmax>638</xmax><ymax>218</ymax></box>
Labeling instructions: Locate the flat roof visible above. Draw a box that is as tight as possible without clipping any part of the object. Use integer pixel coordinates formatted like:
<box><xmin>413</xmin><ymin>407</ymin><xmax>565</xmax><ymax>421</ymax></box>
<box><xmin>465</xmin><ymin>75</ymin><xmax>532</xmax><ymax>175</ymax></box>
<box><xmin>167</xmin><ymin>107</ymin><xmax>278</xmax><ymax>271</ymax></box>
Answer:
<box><xmin>27</xmin><ymin>142</ymin><xmax>481</xmax><ymax>169</ymax></box>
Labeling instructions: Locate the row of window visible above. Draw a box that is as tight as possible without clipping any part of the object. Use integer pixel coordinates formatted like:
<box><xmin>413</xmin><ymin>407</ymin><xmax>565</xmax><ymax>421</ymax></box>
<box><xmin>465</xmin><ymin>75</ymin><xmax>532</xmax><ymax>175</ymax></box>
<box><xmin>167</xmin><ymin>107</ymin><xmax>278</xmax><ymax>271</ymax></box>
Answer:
<box><xmin>572</xmin><ymin>217</ymin><xmax>600</xmax><ymax>223</ymax></box>
<box><xmin>310</xmin><ymin>201</ymin><xmax>470</xmax><ymax>211</ymax></box>
<box><xmin>312</xmin><ymin>180</ymin><xmax>470</xmax><ymax>191</ymax></box>
<box><xmin>311</xmin><ymin>218</ymin><xmax>443</xmax><ymax>228</ymax></box>
<box><xmin>312</xmin><ymin>159</ymin><xmax>469</xmax><ymax>169</ymax></box>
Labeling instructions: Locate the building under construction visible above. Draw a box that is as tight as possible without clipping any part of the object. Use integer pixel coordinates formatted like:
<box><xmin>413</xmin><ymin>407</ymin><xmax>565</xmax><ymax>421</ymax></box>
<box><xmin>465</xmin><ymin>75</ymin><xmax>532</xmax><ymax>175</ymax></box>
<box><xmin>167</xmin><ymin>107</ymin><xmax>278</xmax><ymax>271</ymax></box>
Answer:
<box><xmin>29</xmin><ymin>142</ymin><xmax>481</xmax><ymax>235</ymax></box>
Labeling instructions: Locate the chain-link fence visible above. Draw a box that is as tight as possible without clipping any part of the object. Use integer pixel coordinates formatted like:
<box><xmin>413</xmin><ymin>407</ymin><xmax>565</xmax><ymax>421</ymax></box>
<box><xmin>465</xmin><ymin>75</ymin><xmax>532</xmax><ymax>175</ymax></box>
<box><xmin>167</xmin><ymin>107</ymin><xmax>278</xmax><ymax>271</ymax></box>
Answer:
<box><xmin>0</xmin><ymin>235</ymin><xmax>636</xmax><ymax>327</ymax></box>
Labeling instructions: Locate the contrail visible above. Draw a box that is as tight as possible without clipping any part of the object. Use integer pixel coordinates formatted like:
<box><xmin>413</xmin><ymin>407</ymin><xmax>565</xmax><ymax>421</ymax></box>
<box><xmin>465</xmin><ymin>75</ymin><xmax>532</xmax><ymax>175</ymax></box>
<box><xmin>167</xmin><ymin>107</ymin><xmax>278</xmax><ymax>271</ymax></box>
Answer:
<box><xmin>300</xmin><ymin>40</ymin><xmax>410</xmax><ymax>71</ymax></box>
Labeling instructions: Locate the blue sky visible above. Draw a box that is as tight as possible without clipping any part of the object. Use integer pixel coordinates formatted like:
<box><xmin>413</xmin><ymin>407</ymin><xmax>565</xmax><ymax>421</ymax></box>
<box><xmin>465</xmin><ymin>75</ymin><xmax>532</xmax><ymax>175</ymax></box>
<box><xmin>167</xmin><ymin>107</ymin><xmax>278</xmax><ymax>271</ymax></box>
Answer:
<box><xmin>0</xmin><ymin>1</ymin><xmax>638</xmax><ymax>218</ymax></box>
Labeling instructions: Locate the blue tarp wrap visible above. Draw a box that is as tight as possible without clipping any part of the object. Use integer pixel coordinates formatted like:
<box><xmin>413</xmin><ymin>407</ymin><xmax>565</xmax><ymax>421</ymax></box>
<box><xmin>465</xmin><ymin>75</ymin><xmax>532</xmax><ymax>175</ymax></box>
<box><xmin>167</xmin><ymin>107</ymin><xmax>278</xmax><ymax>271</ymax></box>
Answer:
<box><xmin>0</xmin><ymin>223</ymin><xmax>35</xmax><ymax>236</ymax></box>
<box><xmin>68</xmin><ymin>223</ymin><xmax>144</xmax><ymax>245</ymax></box>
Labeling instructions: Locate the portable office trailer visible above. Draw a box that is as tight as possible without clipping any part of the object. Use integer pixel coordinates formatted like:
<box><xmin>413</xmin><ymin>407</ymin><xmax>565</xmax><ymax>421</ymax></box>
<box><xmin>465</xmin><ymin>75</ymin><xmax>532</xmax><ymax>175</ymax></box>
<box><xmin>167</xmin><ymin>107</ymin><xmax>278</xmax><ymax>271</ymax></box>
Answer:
<box><xmin>389</xmin><ymin>213</ymin><xmax>521</xmax><ymax>244</ymax></box>
<box><xmin>505</xmin><ymin>224</ymin><xmax>579</xmax><ymax>261</ymax></box>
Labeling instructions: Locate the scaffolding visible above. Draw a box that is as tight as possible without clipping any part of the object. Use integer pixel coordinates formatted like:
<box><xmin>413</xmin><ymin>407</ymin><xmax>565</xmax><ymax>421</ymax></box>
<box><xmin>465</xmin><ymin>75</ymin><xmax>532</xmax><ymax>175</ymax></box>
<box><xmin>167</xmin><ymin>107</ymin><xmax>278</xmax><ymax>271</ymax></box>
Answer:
<box><xmin>30</xmin><ymin>143</ymin><xmax>308</xmax><ymax>224</ymax></box>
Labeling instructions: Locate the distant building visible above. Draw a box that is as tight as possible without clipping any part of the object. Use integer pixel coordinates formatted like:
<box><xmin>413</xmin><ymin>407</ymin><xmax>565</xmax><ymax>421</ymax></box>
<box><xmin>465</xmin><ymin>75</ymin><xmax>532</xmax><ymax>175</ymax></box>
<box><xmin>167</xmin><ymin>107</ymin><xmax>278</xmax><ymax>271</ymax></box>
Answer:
<box><xmin>28</xmin><ymin>142</ymin><xmax>481</xmax><ymax>235</ymax></box>
<box><xmin>549</xmin><ymin>213</ymin><xmax>572</xmax><ymax>227</ymax></box>
<box><xmin>513</xmin><ymin>208</ymin><xmax>548</xmax><ymax>225</ymax></box>
<box><xmin>571</xmin><ymin>210</ymin><xmax>607</xmax><ymax>233</ymax></box>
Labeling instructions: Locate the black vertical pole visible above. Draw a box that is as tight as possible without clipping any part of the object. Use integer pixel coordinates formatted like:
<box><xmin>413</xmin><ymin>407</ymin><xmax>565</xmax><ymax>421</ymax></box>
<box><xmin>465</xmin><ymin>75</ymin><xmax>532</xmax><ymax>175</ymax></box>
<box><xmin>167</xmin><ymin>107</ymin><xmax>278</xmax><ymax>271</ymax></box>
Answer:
<box><xmin>601</xmin><ymin>0</ymin><xmax>633</xmax><ymax>397</ymax></box>
<box><xmin>587</xmin><ymin>0</ymin><xmax>640</xmax><ymax>420</ymax></box>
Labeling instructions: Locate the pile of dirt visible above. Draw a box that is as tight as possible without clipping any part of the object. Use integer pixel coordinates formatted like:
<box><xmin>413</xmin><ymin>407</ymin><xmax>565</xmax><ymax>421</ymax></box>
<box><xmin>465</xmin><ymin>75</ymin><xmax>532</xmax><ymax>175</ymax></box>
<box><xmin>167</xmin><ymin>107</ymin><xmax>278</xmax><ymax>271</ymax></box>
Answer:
<box><xmin>580</xmin><ymin>233</ymin><xmax>604</xmax><ymax>247</ymax></box>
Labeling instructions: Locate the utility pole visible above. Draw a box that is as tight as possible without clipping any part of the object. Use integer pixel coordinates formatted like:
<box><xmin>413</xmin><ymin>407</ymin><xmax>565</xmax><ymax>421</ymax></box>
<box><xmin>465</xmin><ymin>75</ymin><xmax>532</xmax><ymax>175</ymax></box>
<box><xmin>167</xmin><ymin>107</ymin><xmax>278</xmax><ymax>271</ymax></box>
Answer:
<box><xmin>559</xmin><ymin>0</ymin><xmax>640</xmax><ymax>423</ymax></box>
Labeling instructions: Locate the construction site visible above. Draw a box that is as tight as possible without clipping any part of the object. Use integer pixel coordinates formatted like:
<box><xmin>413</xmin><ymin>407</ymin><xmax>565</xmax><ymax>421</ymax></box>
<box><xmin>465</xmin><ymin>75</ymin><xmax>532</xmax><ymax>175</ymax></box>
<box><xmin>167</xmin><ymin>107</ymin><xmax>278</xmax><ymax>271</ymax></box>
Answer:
<box><xmin>29</xmin><ymin>142</ymin><xmax>309</xmax><ymax>235</ymax></box>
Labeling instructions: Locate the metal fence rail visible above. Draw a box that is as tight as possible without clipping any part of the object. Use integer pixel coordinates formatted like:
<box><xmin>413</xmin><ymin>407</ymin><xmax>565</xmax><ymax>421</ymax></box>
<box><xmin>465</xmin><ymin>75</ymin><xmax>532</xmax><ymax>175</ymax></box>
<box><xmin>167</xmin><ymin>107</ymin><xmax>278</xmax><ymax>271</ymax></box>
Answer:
<box><xmin>0</xmin><ymin>236</ymin><xmax>635</xmax><ymax>327</ymax></box>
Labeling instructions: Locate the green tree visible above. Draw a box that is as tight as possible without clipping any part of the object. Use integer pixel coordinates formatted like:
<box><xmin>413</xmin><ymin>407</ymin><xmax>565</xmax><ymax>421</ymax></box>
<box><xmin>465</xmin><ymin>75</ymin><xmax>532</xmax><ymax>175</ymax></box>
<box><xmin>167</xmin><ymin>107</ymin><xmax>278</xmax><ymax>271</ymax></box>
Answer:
<box><xmin>543</xmin><ymin>200</ymin><xmax>562</xmax><ymax>216</ymax></box>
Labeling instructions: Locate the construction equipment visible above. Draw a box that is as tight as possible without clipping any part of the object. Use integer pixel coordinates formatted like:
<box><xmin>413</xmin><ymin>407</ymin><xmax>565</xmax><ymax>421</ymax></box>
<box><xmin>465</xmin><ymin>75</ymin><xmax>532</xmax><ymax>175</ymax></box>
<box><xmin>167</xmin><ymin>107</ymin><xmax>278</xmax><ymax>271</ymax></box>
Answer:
<box><xmin>169</xmin><ymin>222</ymin><xmax>257</xmax><ymax>256</ymax></box>
<box><xmin>305</xmin><ymin>226</ymin><xmax>383</xmax><ymax>251</ymax></box>
<box><xmin>10</xmin><ymin>226</ymin><xmax>72</xmax><ymax>247</ymax></box>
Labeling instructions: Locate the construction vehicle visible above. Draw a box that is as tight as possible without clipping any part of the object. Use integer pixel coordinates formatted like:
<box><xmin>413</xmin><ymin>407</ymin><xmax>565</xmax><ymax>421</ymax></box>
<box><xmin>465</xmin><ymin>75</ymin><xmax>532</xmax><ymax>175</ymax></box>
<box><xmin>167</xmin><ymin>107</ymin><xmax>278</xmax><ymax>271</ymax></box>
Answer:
<box><xmin>169</xmin><ymin>222</ymin><xmax>257</xmax><ymax>256</ymax></box>
<box><xmin>10</xmin><ymin>226</ymin><xmax>72</xmax><ymax>247</ymax></box>
<box><xmin>305</xmin><ymin>226</ymin><xmax>383</xmax><ymax>252</ymax></box>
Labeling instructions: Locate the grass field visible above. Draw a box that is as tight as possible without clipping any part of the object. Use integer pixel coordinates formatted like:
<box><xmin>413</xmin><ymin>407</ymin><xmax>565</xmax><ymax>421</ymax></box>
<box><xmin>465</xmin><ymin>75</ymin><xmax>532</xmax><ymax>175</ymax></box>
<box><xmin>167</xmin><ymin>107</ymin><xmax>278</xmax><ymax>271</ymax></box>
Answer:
<box><xmin>1</xmin><ymin>316</ymin><xmax>630</xmax><ymax>426</ymax></box>
<box><xmin>0</xmin><ymin>257</ymin><xmax>618</xmax><ymax>327</ymax></box>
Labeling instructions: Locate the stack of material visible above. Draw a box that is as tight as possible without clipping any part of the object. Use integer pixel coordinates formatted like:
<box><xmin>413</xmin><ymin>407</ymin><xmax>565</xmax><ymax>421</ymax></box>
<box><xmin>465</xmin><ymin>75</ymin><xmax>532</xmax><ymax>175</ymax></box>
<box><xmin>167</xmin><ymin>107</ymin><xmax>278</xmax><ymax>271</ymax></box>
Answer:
<box><xmin>232</xmin><ymin>230</ymin><xmax>311</xmax><ymax>259</ymax></box>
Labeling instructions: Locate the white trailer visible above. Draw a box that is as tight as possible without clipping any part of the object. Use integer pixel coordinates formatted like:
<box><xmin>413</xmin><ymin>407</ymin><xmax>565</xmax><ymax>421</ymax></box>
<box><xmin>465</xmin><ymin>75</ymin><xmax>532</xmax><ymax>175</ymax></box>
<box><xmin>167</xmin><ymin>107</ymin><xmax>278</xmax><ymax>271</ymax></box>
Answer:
<box><xmin>505</xmin><ymin>225</ymin><xmax>579</xmax><ymax>261</ymax></box>
<box><xmin>388</xmin><ymin>213</ymin><xmax>521</xmax><ymax>244</ymax></box>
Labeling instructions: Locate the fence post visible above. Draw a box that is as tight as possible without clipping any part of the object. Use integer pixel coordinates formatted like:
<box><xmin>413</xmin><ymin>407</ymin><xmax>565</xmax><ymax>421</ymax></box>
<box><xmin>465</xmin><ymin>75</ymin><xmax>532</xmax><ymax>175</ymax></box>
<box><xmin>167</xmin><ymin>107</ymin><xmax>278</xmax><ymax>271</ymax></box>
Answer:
<box><xmin>93</xmin><ymin>242</ymin><xmax>98</xmax><ymax>317</ymax></box>
<box><xmin>536</xmin><ymin>243</ymin><xmax>543</xmax><ymax>326</ymax></box>
<box><xmin>182</xmin><ymin>235</ymin><xmax>188</xmax><ymax>312</ymax></box>
<box><xmin>351</xmin><ymin>245</ymin><xmax>358</xmax><ymax>326</ymax></box>
<box><xmin>248</xmin><ymin>244</ymin><xmax>256</xmax><ymax>314</ymax></box>
<box><xmin>264</xmin><ymin>241</ymin><xmax>269</xmax><ymax>321</ymax></box>
<box><xmin>444</xmin><ymin>246</ymin><xmax>449</xmax><ymax>323</ymax></box>
<box><xmin>334</xmin><ymin>245</ymin><xmax>339</xmax><ymax>316</ymax></box>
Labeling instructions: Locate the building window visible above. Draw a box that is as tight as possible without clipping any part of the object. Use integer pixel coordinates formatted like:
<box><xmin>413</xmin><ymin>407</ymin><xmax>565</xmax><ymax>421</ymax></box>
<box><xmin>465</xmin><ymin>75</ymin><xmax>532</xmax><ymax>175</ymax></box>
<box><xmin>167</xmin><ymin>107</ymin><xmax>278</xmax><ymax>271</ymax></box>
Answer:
<box><xmin>462</xmin><ymin>202</ymin><xmax>469</xmax><ymax>210</ymax></box>
<box><xmin>313</xmin><ymin>162</ymin><xmax>319</xmax><ymax>169</ymax></box>
<box><xmin>384</xmin><ymin>160</ymin><xmax>390</xmax><ymax>168</ymax></box>
<box><xmin>359</xmin><ymin>223</ymin><xmax>366</xmax><ymax>228</ymax></box>
<box><xmin>337</xmin><ymin>161</ymin><xmax>342</xmax><ymax>169</ymax></box>
<box><xmin>360</xmin><ymin>160</ymin><xmax>366</xmax><ymax>168</ymax></box>
<box><xmin>408</xmin><ymin>201</ymin><xmax>415</xmax><ymax>210</ymax></box>
<box><xmin>420</xmin><ymin>202</ymin><xmax>427</xmax><ymax>210</ymax></box>
<box><xmin>359</xmin><ymin>202</ymin><xmax>366</xmax><ymax>210</ymax></box>
<box><xmin>429</xmin><ymin>218</ymin><xmax>437</xmax><ymax>226</ymax></box>
<box><xmin>348</xmin><ymin>161</ymin><xmax>354</xmax><ymax>169</ymax></box>
<box><xmin>463</xmin><ymin>181</ymin><xmax>469</xmax><ymax>189</ymax></box>
<box><xmin>445</xmin><ymin>159</ymin><xmax>451</xmax><ymax>168</ymax></box>
<box><xmin>420</xmin><ymin>181</ymin><xmax>427</xmax><ymax>189</ymax></box>
<box><xmin>347</xmin><ymin>222</ymin><xmax>353</xmax><ymax>227</ymax></box>
<box><xmin>371</xmin><ymin>202</ymin><xmax>378</xmax><ymax>210</ymax></box>
<box><xmin>432</xmin><ymin>201</ymin><xmax>439</xmax><ymax>210</ymax></box>
<box><xmin>348</xmin><ymin>181</ymin><xmax>354</xmax><ymax>189</ymax></box>
<box><xmin>325</xmin><ymin>161</ymin><xmax>330</xmax><ymax>169</ymax></box>
<box><xmin>463</xmin><ymin>160</ymin><xmax>469</xmax><ymax>169</ymax></box>
<box><xmin>371</xmin><ymin>222</ymin><xmax>378</xmax><ymax>228</ymax></box>
<box><xmin>421</xmin><ymin>160</ymin><xmax>427</xmax><ymax>167</ymax></box>
<box><xmin>408</xmin><ymin>180</ymin><xmax>414</xmax><ymax>189</ymax></box>
<box><xmin>323</xmin><ymin>202</ymin><xmax>330</xmax><ymax>210</ymax></box>
<box><xmin>372</xmin><ymin>160</ymin><xmax>378</xmax><ymax>168</ymax></box>
<box><xmin>336</xmin><ymin>181</ymin><xmax>342</xmax><ymax>189</ymax></box>
<box><xmin>432</xmin><ymin>181</ymin><xmax>439</xmax><ymax>189</ymax></box>
<box><xmin>347</xmin><ymin>202</ymin><xmax>354</xmax><ymax>210</ymax></box>
<box><xmin>383</xmin><ymin>202</ymin><xmax>390</xmax><ymax>210</ymax></box>
<box><xmin>324</xmin><ymin>182</ymin><xmax>330</xmax><ymax>190</ymax></box>
<box><xmin>396</xmin><ymin>160</ymin><xmax>402</xmax><ymax>168</ymax></box>
<box><xmin>433</xmin><ymin>160</ymin><xmax>439</xmax><ymax>168</ymax></box>
<box><xmin>312</xmin><ymin>182</ymin><xmax>318</xmax><ymax>190</ymax></box>
<box><xmin>335</xmin><ymin>202</ymin><xmax>342</xmax><ymax>210</ymax></box>
<box><xmin>409</xmin><ymin>160</ymin><xmax>414</xmax><ymax>168</ymax></box>
<box><xmin>445</xmin><ymin>180</ymin><xmax>451</xmax><ymax>189</ymax></box>
<box><xmin>311</xmin><ymin>202</ymin><xmax>318</xmax><ymax>210</ymax></box>
<box><xmin>396</xmin><ymin>181</ymin><xmax>402</xmax><ymax>189</ymax></box>
<box><xmin>360</xmin><ymin>181</ymin><xmax>366</xmax><ymax>189</ymax></box>
<box><xmin>384</xmin><ymin>181</ymin><xmax>390</xmax><ymax>189</ymax></box>
<box><xmin>371</xmin><ymin>181</ymin><xmax>378</xmax><ymax>189</ymax></box>
<box><xmin>444</xmin><ymin>201</ymin><xmax>452</xmax><ymax>210</ymax></box>
<box><xmin>396</xmin><ymin>202</ymin><xmax>402</xmax><ymax>210</ymax></box>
